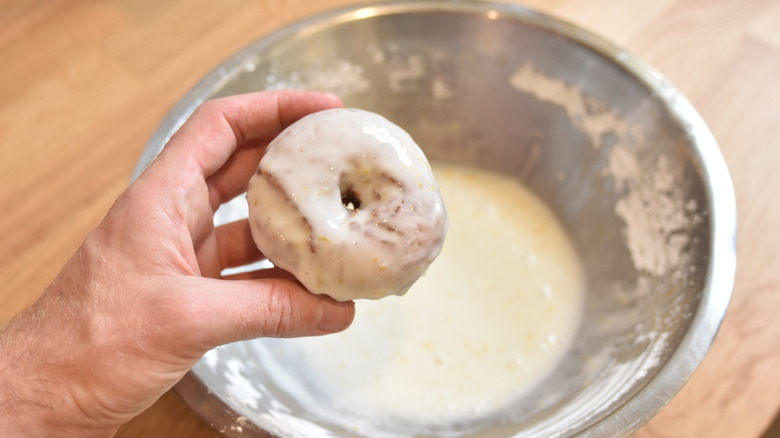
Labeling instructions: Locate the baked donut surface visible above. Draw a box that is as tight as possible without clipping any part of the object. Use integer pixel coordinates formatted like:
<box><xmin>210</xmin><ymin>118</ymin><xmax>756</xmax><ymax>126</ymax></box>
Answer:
<box><xmin>247</xmin><ymin>108</ymin><xmax>447</xmax><ymax>301</ymax></box>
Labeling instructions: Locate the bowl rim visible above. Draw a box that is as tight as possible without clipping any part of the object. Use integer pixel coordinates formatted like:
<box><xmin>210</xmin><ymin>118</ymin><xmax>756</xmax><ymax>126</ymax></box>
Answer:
<box><xmin>135</xmin><ymin>2</ymin><xmax>737</xmax><ymax>437</ymax></box>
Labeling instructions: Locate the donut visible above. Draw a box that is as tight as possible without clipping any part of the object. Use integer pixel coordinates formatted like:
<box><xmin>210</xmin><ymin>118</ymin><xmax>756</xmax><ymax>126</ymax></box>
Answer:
<box><xmin>246</xmin><ymin>108</ymin><xmax>447</xmax><ymax>301</ymax></box>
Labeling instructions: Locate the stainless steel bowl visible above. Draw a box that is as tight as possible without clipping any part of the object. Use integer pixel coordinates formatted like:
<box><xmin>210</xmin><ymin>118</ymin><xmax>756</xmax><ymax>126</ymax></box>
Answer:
<box><xmin>135</xmin><ymin>2</ymin><xmax>736</xmax><ymax>437</ymax></box>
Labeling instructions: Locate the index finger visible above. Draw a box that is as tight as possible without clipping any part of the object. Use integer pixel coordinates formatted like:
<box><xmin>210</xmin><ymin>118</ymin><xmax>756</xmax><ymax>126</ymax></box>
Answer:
<box><xmin>155</xmin><ymin>90</ymin><xmax>342</xmax><ymax>185</ymax></box>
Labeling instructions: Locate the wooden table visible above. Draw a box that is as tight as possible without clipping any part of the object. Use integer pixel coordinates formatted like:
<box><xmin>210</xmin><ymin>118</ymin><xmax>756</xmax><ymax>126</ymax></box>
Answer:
<box><xmin>2</xmin><ymin>1</ymin><xmax>778</xmax><ymax>437</ymax></box>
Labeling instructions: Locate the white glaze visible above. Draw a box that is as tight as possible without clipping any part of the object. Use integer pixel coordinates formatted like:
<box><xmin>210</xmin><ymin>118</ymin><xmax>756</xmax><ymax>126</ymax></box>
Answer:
<box><xmin>247</xmin><ymin>108</ymin><xmax>447</xmax><ymax>301</ymax></box>
<box><xmin>270</xmin><ymin>164</ymin><xmax>585</xmax><ymax>423</ymax></box>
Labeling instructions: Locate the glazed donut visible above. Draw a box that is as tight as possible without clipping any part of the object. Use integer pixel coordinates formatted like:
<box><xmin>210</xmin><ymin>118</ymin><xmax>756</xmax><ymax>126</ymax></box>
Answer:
<box><xmin>246</xmin><ymin>108</ymin><xmax>447</xmax><ymax>301</ymax></box>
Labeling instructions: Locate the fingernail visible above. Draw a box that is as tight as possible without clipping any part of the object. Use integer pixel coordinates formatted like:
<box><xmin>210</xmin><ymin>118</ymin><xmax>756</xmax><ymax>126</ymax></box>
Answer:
<box><xmin>316</xmin><ymin>298</ymin><xmax>353</xmax><ymax>333</ymax></box>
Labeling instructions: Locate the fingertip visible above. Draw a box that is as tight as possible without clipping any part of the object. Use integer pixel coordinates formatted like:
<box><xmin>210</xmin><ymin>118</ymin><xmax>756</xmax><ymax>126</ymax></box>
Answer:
<box><xmin>293</xmin><ymin>90</ymin><xmax>343</xmax><ymax>113</ymax></box>
<box><xmin>319</xmin><ymin>92</ymin><xmax>344</xmax><ymax>108</ymax></box>
<box><xmin>315</xmin><ymin>297</ymin><xmax>355</xmax><ymax>333</ymax></box>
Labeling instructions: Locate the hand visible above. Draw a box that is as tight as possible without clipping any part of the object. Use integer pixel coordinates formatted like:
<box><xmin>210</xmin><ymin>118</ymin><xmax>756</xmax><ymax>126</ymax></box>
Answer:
<box><xmin>0</xmin><ymin>91</ymin><xmax>355</xmax><ymax>437</ymax></box>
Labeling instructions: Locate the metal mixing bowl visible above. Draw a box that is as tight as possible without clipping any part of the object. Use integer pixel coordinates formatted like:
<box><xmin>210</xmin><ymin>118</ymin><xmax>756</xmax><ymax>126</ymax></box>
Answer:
<box><xmin>134</xmin><ymin>2</ymin><xmax>736</xmax><ymax>437</ymax></box>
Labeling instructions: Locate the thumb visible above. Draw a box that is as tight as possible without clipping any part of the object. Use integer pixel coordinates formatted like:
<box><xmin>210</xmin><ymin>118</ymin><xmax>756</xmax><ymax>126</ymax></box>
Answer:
<box><xmin>183</xmin><ymin>277</ymin><xmax>355</xmax><ymax>348</ymax></box>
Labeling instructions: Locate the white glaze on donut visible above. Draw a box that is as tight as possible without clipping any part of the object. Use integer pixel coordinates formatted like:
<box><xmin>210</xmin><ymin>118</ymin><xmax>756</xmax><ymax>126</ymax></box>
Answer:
<box><xmin>246</xmin><ymin>108</ymin><xmax>447</xmax><ymax>301</ymax></box>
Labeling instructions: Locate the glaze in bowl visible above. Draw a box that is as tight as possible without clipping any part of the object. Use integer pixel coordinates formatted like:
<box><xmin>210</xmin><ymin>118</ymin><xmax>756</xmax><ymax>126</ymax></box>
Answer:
<box><xmin>135</xmin><ymin>2</ymin><xmax>736</xmax><ymax>437</ymax></box>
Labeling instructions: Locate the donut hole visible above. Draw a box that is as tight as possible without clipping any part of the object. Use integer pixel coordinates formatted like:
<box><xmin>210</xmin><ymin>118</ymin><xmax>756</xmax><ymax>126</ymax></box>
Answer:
<box><xmin>340</xmin><ymin>171</ymin><xmax>365</xmax><ymax>212</ymax></box>
<box><xmin>341</xmin><ymin>186</ymin><xmax>361</xmax><ymax>211</ymax></box>
<box><xmin>339</xmin><ymin>168</ymin><xmax>402</xmax><ymax>213</ymax></box>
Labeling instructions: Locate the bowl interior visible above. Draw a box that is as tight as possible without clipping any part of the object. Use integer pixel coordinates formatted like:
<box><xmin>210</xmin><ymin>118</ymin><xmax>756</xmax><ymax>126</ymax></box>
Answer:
<box><xmin>140</xmin><ymin>2</ymin><xmax>732</xmax><ymax>437</ymax></box>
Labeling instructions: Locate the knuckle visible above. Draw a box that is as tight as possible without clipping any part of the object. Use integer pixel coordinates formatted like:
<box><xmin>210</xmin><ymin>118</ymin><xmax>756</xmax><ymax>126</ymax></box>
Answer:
<box><xmin>261</xmin><ymin>281</ymin><xmax>298</xmax><ymax>338</ymax></box>
<box><xmin>194</xmin><ymin>98</ymin><xmax>221</xmax><ymax>117</ymax></box>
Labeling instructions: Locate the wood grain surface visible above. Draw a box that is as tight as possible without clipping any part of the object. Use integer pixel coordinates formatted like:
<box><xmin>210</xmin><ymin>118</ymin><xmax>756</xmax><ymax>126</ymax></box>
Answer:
<box><xmin>1</xmin><ymin>1</ymin><xmax>779</xmax><ymax>437</ymax></box>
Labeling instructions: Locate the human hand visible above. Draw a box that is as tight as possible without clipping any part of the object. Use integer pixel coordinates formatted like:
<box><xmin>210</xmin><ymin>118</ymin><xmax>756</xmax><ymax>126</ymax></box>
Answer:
<box><xmin>0</xmin><ymin>91</ymin><xmax>355</xmax><ymax>437</ymax></box>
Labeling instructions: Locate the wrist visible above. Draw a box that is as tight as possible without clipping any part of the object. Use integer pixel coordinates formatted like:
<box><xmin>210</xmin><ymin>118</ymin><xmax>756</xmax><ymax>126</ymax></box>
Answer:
<box><xmin>0</xmin><ymin>294</ymin><xmax>117</xmax><ymax>438</ymax></box>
